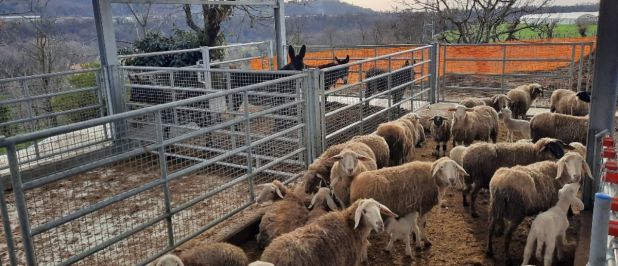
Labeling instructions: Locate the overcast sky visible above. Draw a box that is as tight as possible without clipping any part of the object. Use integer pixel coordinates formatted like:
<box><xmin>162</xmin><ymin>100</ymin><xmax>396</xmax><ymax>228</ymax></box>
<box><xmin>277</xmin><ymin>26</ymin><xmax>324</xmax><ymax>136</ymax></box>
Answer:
<box><xmin>341</xmin><ymin>0</ymin><xmax>598</xmax><ymax>12</ymax></box>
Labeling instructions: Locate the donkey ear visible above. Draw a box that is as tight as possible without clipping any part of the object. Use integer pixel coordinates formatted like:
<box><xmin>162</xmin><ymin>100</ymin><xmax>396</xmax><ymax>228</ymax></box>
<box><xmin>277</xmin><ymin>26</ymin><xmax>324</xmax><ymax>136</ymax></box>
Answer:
<box><xmin>297</xmin><ymin>45</ymin><xmax>307</xmax><ymax>59</ymax></box>
<box><xmin>288</xmin><ymin>45</ymin><xmax>296</xmax><ymax>60</ymax></box>
<box><xmin>345</xmin><ymin>55</ymin><xmax>350</xmax><ymax>62</ymax></box>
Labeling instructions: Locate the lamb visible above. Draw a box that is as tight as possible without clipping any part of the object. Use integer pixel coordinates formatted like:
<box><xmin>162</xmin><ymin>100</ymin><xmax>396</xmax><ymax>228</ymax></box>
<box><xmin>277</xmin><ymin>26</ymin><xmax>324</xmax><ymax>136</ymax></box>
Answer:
<box><xmin>430</xmin><ymin>115</ymin><xmax>451</xmax><ymax>157</ymax></box>
<box><xmin>530</xmin><ymin>112</ymin><xmax>589</xmax><ymax>144</ymax></box>
<box><xmin>350</xmin><ymin>158</ymin><xmax>468</xmax><ymax>254</ymax></box>
<box><xmin>259</xmin><ymin>198</ymin><xmax>397</xmax><ymax>266</ymax></box>
<box><xmin>501</xmin><ymin>108</ymin><xmax>531</xmax><ymax>142</ymax></box>
<box><xmin>449</xmin><ymin>105</ymin><xmax>499</xmax><ymax>146</ymax></box>
<box><xmin>384</xmin><ymin>212</ymin><xmax>419</xmax><ymax>257</ymax></box>
<box><xmin>506</xmin><ymin>83</ymin><xmax>544</xmax><ymax>119</ymax></box>
<box><xmin>303</xmin><ymin>143</ymin><xmax>346</xmax><ymax>194</ymax></box>
<box><xmin>550</xmin><ymin>89</ymin><xmax>590</xmax><ymax>116</ymax></box>
<box><xmin>521</xmin><ymin>183</ymin><xmax>583</xmax><ymax>266</ymax></box>
<box><xmin>461</xmin><ymin>138</ymin><xmax>569</xmax><ymax>218</ymax></box>
<box><xmin>376</xmin><ymin>119</ymin><xmax>415</xmax><ymax>166</ymax></box>
<box><xmin>329</xmin><ymin>142</ymin><xmax>377</xmax><ymax>206</ymax></box>
<box><xmin>350</xmin><ymin>134</ymin><xmax>390</xmax><ymax>169</ymax></box>
<box><xmin>449</xmin><ymin>145</ymin><xmax>467</xmax><ymax>167</ymax></box>
<box><xmin>256</xmin><ymin>180</ymin><xmax>310</xmax><ymax>249</ymax></box>
<box><xmin>486</xmin><ymin>152</ymin><xmax>591</xmax><ymax>261</ymax></box>
<box><xmin>155</xmin><ymin>242</ymin><xmax>249</xmax><ymax>266</ymax></box>
<box><xmin>307</xmin><ymin>187</ymin><xmax>339</xmax><ymax>222</ymax></box>
<box><xmin>459</xmin><ymin>94</ymin><xmax>512</xmax><ymax>112</ymax></box>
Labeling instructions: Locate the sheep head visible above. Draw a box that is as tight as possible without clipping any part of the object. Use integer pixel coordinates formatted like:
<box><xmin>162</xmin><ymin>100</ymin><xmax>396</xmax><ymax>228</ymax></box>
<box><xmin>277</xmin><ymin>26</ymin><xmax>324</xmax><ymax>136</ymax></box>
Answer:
<box><xmin>432</xmin><ymin>158</ymin><xmax>468</xmax><ymax>190</ymax></box>
<box><xmin>535</xmin><ymin>138</ymin><xmax>567</xmax><ymax>159</ymax></box>
<box><xmin>156</xmin><ymin>254</ymin><xmax>184</xmax><ymax>266</ymax></box>
<box><xmin>527</xmin><ymin>83</ymin><xmax>545</xmax><ymax>99</ymax></box>
<box><xmin>309</xmin><ymin>187</ymin><xmax>339</xmax><ymax>211</ymax></box>
<box><xmin>353</xmin><ymin>198</ymin><xmax>397</xmax><ymax>232</ymax></box>
<box><xmin>492</xmin><ymin>95</ymin><xmax>512</xmax><ymax>110</ymax></box>
<box><xmin>576</xmin><ymin>91</ymin><xmax>591</xmax><ymax>103</ymax></box>
<box><xmin>500</xmin><ymin>107</ymin><xmax>513</xmax><ymax>120</ymax></box>
<box><xmin>431</xmin><ymin>115</ymin><xmax>447</xmax><ymax>127</ymax></box>
<box><xmin>556</xmin><ymin>152</ymin><xmax>593</xmax><ymax>184</ymax></box>
<box><xmin>255</xmin><ymin>181</ymin><xmax>286</xmax><ymax>205</ymax></box>
<box><xmin>303</xmin><ymin>171</ymin><xmax>328</xmax><ymax>194</ymax></box>
<box><xmin>448</xmin><ymin>105</ymin><xmax>474</xmax><ymax>121</ymax></box>
<box><xmin>330</xmin><ymin>150</ymin><xmax>373</xmax><ymax>177</ymax></box>
<box><xmin>558</xmin><ymin>183</ymin><xmax>584</xmax><ymax>213</ymax></box>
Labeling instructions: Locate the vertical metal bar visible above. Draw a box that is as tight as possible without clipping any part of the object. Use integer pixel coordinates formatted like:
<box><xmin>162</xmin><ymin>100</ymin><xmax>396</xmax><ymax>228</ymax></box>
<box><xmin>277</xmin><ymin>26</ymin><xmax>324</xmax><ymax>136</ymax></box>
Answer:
<box><xmin>154</xmin><ymin>110</ymin><xmax>174</xmax><ymax>248</ymax></box>
<box><xmin>295</xmin><ymin>77</ymin><xmax>304</xmax><ymax>164</ymax></box>
<box><xmin>500</xmin><ymin>45</ymin><xmax>507</xmax><ymax>91</ymax></box>
<box><xmin>227</xmin><ymin>72</ymin><xmax>238</xmax><ymax>149</ymax></box>
<box><xmin>318</xmin><ymin>71</ymin><xmax>327</xmax><ymax>152</ymax></box>
<box><xmin>577</xmin><ymin>42</ymin><xmax>585</xmax><ymax>92</ymax></box>
<box><xmin>22</xmin><ymin>81</ymin><xmax>40</xmax><ymax>158</ymax></box>
<box><xmin>302</xmin><ymin>71</ymin><xmax>314</xmax><ymax>166</ymax></box>
<box><xmin>268</xmin><ymin>40</ymin><xmax>275</xmax><ymax>70</ymax></box>
<box><xmin>7</xmin><ymin>144</ymin><xmax>36</xmax><ymax>265</ymax></box>
<box><xmin>586</xmin><ymin>43</ymin><xmax>594</xmax><ymax>92</ymax></box>
<box><xmin>95</xmin><ymin>71</ymin><xmax>110</xmax><ymax>140</ymax></box>
<box><xmin>588</xmin><ymin>193</ymin><xmax>611</xmax><ymax>266</ymax></box>
<box><xmin>243</xmin><ymin>90</ymin><xmax>255</xmax><ymax>200</ymax></box>
<box><xmin>358</xmin><ymin>64</ymin><xmax>364</xmax><ymax>133</ymax></box>
<box><xmin>585</xmin><ymin>0</ymin><xmax>618</xmax><ymax>208</ymax></box>
<box><xmin>429</xmin><ymin>43</ymin><xmax>439</xmax><ymax>104</ymax></box>
<box><xmin>274</xmin><ymin>0</ymin><xmax>287</xmax><ymax>68</ymax></box>
<box><xmin>0</xmin><ymin>176</ymin><xmax>18</xmax><ymax>266</ymax></box>
<box><xmin>200</xmin><ymin>47</ymin><xmax>212</xmax><ymax>91</ymax></box>
<box><xmin>441</xmin><ymin>45</ymin><xmax>448</xmax><ymax>102</ymax></box>
<box><xmin>170</xmin><ymin>72</ymin><xmax>178</xmax><ymax>126</ymax></box>
<box><xmin>387</xmin><ymin>56</ymin><xmax>393</xmax><ymax>120</ymax></box>
<box><xmin>569</xmin><ymin>44</ymin><xmax>577</xmax><ymax>89</ymax></box>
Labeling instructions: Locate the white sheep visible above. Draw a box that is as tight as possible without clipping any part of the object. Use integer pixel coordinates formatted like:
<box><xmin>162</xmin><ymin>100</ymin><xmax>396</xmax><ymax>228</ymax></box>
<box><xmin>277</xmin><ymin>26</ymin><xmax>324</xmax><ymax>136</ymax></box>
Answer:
<box><xmin>521</xmin><ymin>183</ymin><xmax>583</xmax><ymax>266</ymax></box>
<box><xmin>501</xmin><ymin>108</ymin><xmax>531</xmax><ymax>142</ymax></box>
<box><xmin>260</xmin><ymin>198</ymin><xmax>398</xmax><ymax>266</ymax></box>
<box><xmin>155</xmin><ymin>243</ymin><xmax>249</xmax><ymax>266</ymax></box>
<box><xmin>384</xmin><ymin>212</ymin><xmax>419</xmax><ymax>257</ymax></box>
<box><xmin>329</xmin><ymin>142</ymin><xmax>377</xmax><ymax>206</ymax></box>
<box><xmin>448</xmin><ymin>145</ymin><xmax>467</xmax><ymax>167</ymax></box>
<box><xmin>449</xmin><ymin>105</ymin><xmax>499</xmax><ymax>146</ymax></box>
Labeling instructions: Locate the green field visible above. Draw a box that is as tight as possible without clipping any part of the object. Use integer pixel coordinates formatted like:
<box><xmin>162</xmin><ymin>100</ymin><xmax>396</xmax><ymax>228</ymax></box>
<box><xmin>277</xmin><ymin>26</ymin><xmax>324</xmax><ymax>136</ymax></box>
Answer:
<box><xmin>443</xmin><ymin>24</ymin><xmax>597</xmax><ymax>42</ymax></box>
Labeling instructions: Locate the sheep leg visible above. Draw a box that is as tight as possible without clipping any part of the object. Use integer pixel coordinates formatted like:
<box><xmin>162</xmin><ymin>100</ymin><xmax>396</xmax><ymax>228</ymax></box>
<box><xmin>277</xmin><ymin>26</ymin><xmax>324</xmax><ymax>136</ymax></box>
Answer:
<box><xmin>441</xmin><ymin>143</ymin><xmax>448</xmax><ymax>156</ymax></box>
<box><xmin>462</xmin><ymin>185</ymin><xmax>470</xmax><ymax>207</ymax></box>
<box><xmin>410</xmin><ymin>212</ymin><xmax>423</xmax><ymax>249</ymax></box>
<box><xmin>419</xmin><ymin>213</ymin><xmax>432</xmax><ymax>248</ymax></box>
<box><xmin>521</xmin><ymin>230</ymin><xmax>536</xmax><ymax>266</ymax></box>
<box><xmin>486</xmin><ymin>215</ymin><xmax>496</xmax><ymax>257</ymax></box>
<box><xmin>556</xmin><ymin>229</ymin><xmax>567</xmax><ymax>261</ymax></box>
<box><xmin>543</xmin><ymin>239</ymin><xmax>556</xmax><ymax>266</ymax></box>
<box><xmin>504</xmin><ymin>217</ymin><xmax>524</xmax><ymax>264</ymax></box>
<box><xmin>469</xmin><ymin>183</ymin><xmax>481</xmax><ymax>218</ymax></box>
<box><xmin>384</xmin><ymin>234</ymin><xmax>395</xmax><ymax>252</ymax></box>
<box><xmin>434</xmin><ymin>144</ymin><xmax>440</xmax><ymax>157</ymax></box>
<box><xmin>404</xmin><ymin>234</ymin><xmax>412</xmax><ymax>257</ymax></box>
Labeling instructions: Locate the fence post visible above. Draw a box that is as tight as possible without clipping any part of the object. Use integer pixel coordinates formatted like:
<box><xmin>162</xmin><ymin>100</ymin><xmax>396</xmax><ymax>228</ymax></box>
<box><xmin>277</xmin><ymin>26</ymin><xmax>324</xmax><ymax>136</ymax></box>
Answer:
<box><xmin>305</xmin><ymin>69</ymin><xmax>322</xmax><ymax>161</ymax></box>
<box><xmin>588</xmin><ymin>193</ymin><xmax>611</xmax><ymax>266</ymax></box>
<box><xmin>154</xmin><ymin>110</ymin><xmax>175</xmax><ymax>248</ymax></box>
<box><xmin>102</xmin><ymin>65</ymin><xmax>127</xmax><ymax>141</ymax></box>
<box><xmin>569</xmin><ymin>44</ymin><xmax>577</xmax><ymax>89</ymax></box>
<box><xmin>0</xmin><ymin>169</ymin><xmax>17</xmax><ymax>266</ymax></box>
<box><xmin>242</xmin><ymin>90</ymin><xmax>255</xmax><ymax>200</ymax></box>
<box><xmin>200</xmin><ymin>47</ymin><xmax>212</xmax><ymax>90</ymax></box>
<box><xmin>429</xmin><ymin>43</ymin><xmax>439</xmax><ymax>104</ymax></box>
<box><xmin>577</xmin><ymin>42</ymin><xmax>585</xmax><ymax>92</ymax></box>
<box><xmin>387</xmin><ymin>56</ymin><xmax>393</xmax><ymax>120</ymax></box>
<box><xmin>500</xmin><ymin>45</ymin><xmax>507</xmax><ymax>92</ymax></box>
<box><xmin>268</xmin><ymin>40</ymin><xmax>275</xmax><ymax>70</ymax></box>
<box><xmin>6</xmin><ymin>144</ymin><xmax>37</xmax><ymax>265</ymax></box>
<box><xmin>440</xmin><ymin>44</ymin><xmax>448</xmax><ymax>102</ymax></box>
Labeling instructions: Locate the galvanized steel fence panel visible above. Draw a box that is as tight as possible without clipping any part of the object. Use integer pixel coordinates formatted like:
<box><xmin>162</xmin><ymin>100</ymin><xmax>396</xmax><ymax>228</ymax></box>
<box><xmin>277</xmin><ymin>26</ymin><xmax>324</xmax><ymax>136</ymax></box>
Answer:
<box><xmin>0</xmin><ymin>68</ymin><xmax>309</xmax><ymax>266</ymax></box>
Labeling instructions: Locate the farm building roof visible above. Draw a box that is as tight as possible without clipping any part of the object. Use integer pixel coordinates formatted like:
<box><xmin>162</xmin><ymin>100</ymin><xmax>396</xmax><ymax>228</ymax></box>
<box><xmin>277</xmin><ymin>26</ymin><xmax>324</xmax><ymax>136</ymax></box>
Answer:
<box><xmin>521</xmin><ymin>12</ymin><xmax>599</xmax><ymax>24</ymax></box>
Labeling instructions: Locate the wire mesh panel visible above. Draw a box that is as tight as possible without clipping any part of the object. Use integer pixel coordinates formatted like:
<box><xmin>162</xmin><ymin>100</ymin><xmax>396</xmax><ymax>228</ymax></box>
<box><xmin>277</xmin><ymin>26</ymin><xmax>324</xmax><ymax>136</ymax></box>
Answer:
<box><xmin>0</xmin><ymin>69</ymin><xmax>308</xmax><ymax>265</ymax></box>
<box><xmin>320</xmin><ymin>45</ymin><xmax>434</xmax><ymax>148</ymax></box>
<box><xmin>439</xmin><ymin>42</ymin><xmax>595</xmax><ymax>107</ymax></box>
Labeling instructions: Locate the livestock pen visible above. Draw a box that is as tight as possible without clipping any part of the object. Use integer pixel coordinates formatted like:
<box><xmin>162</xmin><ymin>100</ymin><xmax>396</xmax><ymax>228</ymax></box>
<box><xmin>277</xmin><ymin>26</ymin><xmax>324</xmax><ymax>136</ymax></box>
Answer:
<box><xmin>0</xmin><ymin>44</ymin><xmax>437</xmax><ymax>265</ymax></box>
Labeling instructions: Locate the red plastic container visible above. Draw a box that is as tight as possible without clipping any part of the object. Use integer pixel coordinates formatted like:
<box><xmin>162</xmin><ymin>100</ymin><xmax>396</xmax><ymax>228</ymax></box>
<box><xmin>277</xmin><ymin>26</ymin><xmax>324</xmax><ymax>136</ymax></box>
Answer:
<box><xmin>603</xmin><ymin>136</ymin><xmax>615</xmax><ymax>147</ymax></box>
<box><xmin>603</xmin><ymin>147</ymin><xmax>617</xmax><ymax>158</ymax></box>
<box><xmin>605</xmin><ymin>171</ymin><xmax>618</xmax><ymax>183</ymax></box>
<box><xmin>607</xmin><ymin>161</ymin><xmax>618</xmax><ymax>171</ymax></box>
<box><xmin>612</xmin><ymin>198</ymin><xmax>618</xmax><ymax>212</ymax></box>
<box><xmin>610</xmin><ymin>220</ymin><xmax>618</xmax><ymax>237</ymax></box>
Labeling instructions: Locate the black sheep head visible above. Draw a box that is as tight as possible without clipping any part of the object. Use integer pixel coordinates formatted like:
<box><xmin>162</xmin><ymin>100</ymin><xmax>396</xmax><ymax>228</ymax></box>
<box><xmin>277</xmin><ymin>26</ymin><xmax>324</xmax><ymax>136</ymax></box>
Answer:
<box><xmin>280</xmin><ymin>45</ymin><xmax>306</xmax><ymax>71</ymax></box>
<box><xmin>544</xmin><ymin>140</ymin><xmax>567</xmax><ymax>159</ymax></box>
<box><xmin>576</xmin><ymin>91</ymin><xmax>591</xmax><ymax>103</ymax></box>
<box><xmin>431</xmin><ymin>115</ymin><xmax>446</xmax><ymax>127</ymax></box>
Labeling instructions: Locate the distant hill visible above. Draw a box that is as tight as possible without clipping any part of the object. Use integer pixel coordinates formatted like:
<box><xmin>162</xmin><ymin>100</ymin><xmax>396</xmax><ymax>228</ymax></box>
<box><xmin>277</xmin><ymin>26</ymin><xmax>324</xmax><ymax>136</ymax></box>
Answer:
<box><xmin>0</xmin><ymin>0</ymin><xmax>375</xmax><ymax>17</ymax></box>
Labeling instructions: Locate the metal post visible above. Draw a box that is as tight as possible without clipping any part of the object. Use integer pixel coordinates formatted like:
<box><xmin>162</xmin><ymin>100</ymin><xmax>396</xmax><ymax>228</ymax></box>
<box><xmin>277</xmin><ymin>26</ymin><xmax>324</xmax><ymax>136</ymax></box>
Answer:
<box><xmin>201</xmin><ymin>47</ymin><xmax>212</xmax><ymax>90</ymax></box>
<box><xmin>154</xmin><ymin>110</ymin><xmax>175</xmax><ymax>248</ymax></box>
<box><xmin>318</xmin><ymin>71</ymin><xmax>327</xmax><ymax>153</ymax></box>
<box><xmin>387</xmin><ymin>56</ymin><xmax>393</xmax><ymax>120</ymax></box>
<box><xmin>585</xmin><ymin>0</ymin><xmax>618</xmax><ymax>208</ymax></box>
<box><xmin>274</xmin><ymin>0</ymin><xmax>287</xmax><ymax>68</ymax></box>
<box><xmin>358</xmin><ymin>64</ymin><xmax>364</xmax><ymax>133</ymax></box>
<box><xmin>0</xmin><ymin>176</ymin><xmax>17</xmax><ymax>266</ymax></box>
<box><xmin>441</xmin><ymin>45</ymin><xmax>448</xmax><ymax>102</ymax></box>
<box><xmin>93</xmin><ymin>0</ymin><xmax>123</xmax><ymax>115</ymax></box>
<box><xmin>429</xmin><ymin>43</ymin><xmax>439</xmax><ymax>104</ymax></box>
<box><xmin>500</xmin><ymin>45</ymin><xmax>507</xmax><ymax>91</ymax></box>
<box><xmin>569</xmin><ymin>44</ymin><xmax>577</xmax><ymax>89</ymax></box>
<box><xmin>302</xmin><ymin>71</ymin><xmax>315</xmax><ymax>165</ymax></box>
<box><xmin>588</xmin><ymin>193</ymin><xmax>611</xmax><ymax>266</ymax></box>
<box><xmin>268</xmin><ymin>40</ymin><xmax>275</xmax><ymax>70</ymax></box>
<box><xmin>577</xmin><ymin>42</ymin><xmax>585</xmax><ymax>92</ymax></box>
<box><xmin>22</xmin><ymin>81</ymin><xmax>40</xmax><ymax>158</ymax></box>
<box><xmin>6</xmin><ymin>144</ymin><xmax>36</xmax><ymax>265</ymax></box>
<box><xmin>243</xmin><ymin>90</ymin><xmax>255</xmax><ymax>200</ymax></box>
<box><xmin>170</xmin><ymin>72</ymin><xmax>178</xmax><ymax>126</ymax></box>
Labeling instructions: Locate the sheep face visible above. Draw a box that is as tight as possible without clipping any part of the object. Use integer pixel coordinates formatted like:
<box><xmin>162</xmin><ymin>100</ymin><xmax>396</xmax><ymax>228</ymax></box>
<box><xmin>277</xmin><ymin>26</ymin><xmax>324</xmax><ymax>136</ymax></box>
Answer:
<box><xmin>528</xmin><ymin>83</ymin><xmax>544</xmax><ymax>98</ymax></box>
<box><xmin>558</xmin><ymin>183</ymin><xmax>584</xmax><ymax>212</ymax></box>
<box><xmin>431</xmin><ymin>115</ymin><xmax>447</xmax><ymax>127</ymax></box>
<box><xmin>576</xmin><ymin>91</ymin><xmax>591</xmax><ymax>103</ymax></box>
<box><xmin>331</xmin><ymin>150</ymin><xmax>373</xmax><ymax>177</ymax></box>
<box><xmin>255</xmin><ymin>183</ymin><xmax>284</xmax><ymax>205</ymax></box>
<box><xmin>556</xmin><ymin>152</ymin><xmax>593</xmax><ymax>184</ymax></box>
<box><xmin>500</xmin><ymin>108</ymin><xmax>513</xmax><ymax>120</ymax></box>
<box><xmin>155</xmin><ymin>254</ymin><xmax>184</xmax><ymax>266</ymax></box>
<box><xmin>492</xmin><ymin>95</ymin><xmax>511</xmax><ymax>110</ymax></box>
<box><xmin>303</xmin><ymin>171</ymin><xmax>326</xmax><ymax>194</ymax></box>
<box><xmin>449</xmin><ymin>105</ymin><xmax>474</xmax><ymax>120</ymax></box>
<box><xmin>354</xmin><ymin>199</ymin><xmax>398</xmax><ymax>232</ymax></box>
<box><xmin>309</xmin><ymin>187</ymin><xmax>339</xmax><ymax>211</ymax></box>
<box><xmin>432</xmin><ymin>159</ymin><xmax>468</xmax><ymax>189</ymax></box>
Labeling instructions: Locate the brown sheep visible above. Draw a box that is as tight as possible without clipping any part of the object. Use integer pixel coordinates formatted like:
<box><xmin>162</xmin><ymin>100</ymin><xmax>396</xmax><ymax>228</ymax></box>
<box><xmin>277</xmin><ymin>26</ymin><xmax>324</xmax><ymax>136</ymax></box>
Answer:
<box><xmin>449</xmin><ymin>105</ymin><xmax>499</xmax><ymax>146</ymax></box>
<box><xmin>350</xmin><ymin>134</ymin><xmax>390</xmax><ymax>169</ymax></box>
<box><xmin>329</xmin><ymin>142</ymin><xmax>377</xmax><ymax>206</ymax></box>
<box><xmin>303</xmin><ymin>143</ymin><xmax>346</xmax><ymax>194</ymax></box>
<box><xmin>530</xmin><ymin>112</ymin><xmax>589</xmax><ymax>145</ymax></box>
<box><xmin>155</xmin><ymin>243</ymin><xmax>249</xmax><ymax>266</ymax></box>
<box><xmin>259</xmin><ymin>198</ymin><xmax>397</xmax><ymax>266</ymax></box>
<box><xmin>430</xmin><ymin>115</ymin><xmax>451</xmax><ymax>157</ymax></box>
<box><xmin>376</xmin><ymin>119</ymin><xmax>415</xmax><ymax>166</ymax></box>
<box><xmin>486</xmin><ymin>152</ymin><xmax>592</xmax><ymax>262</ymax></box>
<box><xmin>461</xmin><ymin>138</ymin><xmax>570</xmax><ymax>217</ymax></box>
<box><xmin>506</xmin><ymin>83</ymin><xmax>544</xmax><ymax>119</ymax></box>
<box><xmin>460</xmin><ymin>95</ymin><xmax>512</xmax><ymax>112</ymax></box>
<box><xmin>550</xmin><ymin>89</ymin><xmax>590</xmax><ymax>116</ymax></box>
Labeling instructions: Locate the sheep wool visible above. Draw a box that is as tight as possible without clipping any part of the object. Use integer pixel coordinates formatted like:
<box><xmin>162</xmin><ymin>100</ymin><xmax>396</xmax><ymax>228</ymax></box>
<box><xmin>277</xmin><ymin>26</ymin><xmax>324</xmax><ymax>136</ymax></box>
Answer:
<box><xmin>530</xmin><ymin>112</ymin><xmax>589</xmax><ymax>144</ymax></box>
<box><xmin>506</xmin><ymin>83</ymin><xmax>544</xmax><ymax>119</ymax></box>
<box><xmin>550</xmin><ymin>89</ymin><xmax>590</xmax><ymax>116</ymax></box>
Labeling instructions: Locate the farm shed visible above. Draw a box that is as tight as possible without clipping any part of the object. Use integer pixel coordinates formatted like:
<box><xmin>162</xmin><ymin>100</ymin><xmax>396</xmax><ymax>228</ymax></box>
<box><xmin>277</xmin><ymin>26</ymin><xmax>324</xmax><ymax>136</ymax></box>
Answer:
<box><xmin>521</xmin><ymin>12</ymin><xmax>599</xmax><ymax>25</ymax></box>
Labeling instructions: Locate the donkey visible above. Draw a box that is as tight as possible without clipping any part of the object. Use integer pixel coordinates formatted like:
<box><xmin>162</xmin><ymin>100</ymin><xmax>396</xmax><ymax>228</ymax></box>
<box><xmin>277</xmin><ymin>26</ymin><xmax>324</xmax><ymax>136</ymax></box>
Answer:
<box><xmin>314</xmin><ymin>55</ymin><xmax>350</xmax><ymax>90</ymax></box>
<box><xmin>364</xmin><ymin>60</ymin><xmax>415</xmax><ymax>108</ymax></box>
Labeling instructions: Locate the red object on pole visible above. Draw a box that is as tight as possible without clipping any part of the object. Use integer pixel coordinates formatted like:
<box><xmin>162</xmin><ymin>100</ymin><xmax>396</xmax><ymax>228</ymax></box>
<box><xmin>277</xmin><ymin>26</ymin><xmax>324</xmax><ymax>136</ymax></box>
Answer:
<box><xmin>605</xmin><ymin>171</ymin><xmax>618</xmax><ymax>183</ymax></box>
<box><xmin>603</xmin><ymin>136</ymin><xmax>615</xmax><ymax>147</ymax></box>
<box><xmin>612</xmin><ymin>198</ymin><xmax>618</xmax><ymax>212</ymax></box>
<box><xmin>606</xmin><ymin>161</ymin><xmax>618</xmax><ymax>171</ymax></box>
<box><xmin>603</xmin><ymin>147</ymin><xmax>617</xmax><ymax>158</ymax></box>
<box><xmin>610</xmin><ymin>220</ymin><xmax>618</xmax><ymax>237</ymax></box>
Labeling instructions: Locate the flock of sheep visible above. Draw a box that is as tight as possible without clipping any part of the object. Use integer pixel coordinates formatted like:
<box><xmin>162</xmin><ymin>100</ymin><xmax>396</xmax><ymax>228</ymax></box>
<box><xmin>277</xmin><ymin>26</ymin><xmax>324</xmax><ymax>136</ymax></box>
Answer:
<box><xmin>155</xmin><ymin>82</ymin><xmax>593</xmax><ymax>266</ymax></box>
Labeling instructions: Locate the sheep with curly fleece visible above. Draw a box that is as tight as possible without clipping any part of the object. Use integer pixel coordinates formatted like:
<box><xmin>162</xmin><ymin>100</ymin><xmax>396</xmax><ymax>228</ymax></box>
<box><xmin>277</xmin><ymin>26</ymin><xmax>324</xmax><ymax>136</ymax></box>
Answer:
<box><xmin>155</xmin><ymin>242</ymin><xmax>249</xmax><ymax>266</ymax></box>
<box><xmin>430</xmin><ymin>115</ymin><xmax>451</xmax><ymax>157</ymax></box>
<box><xmin>507</xmin><ymin>83</ymin><xmax>544</xmax><ymax>119</ymax></box>
<box><xmin>550</xmin><ymin>89</ymin><xmax>590</xmax><ymax>116</ymax></box>
<box><xmin>486</xmin><ymin>152</ymin><xmax>591</xmax><ymax>261</ymax></box>
<box><xmin>461</xmin><ymin>138</ymin><xmax>569</xmax><ymax>218</ymax></box>
<box><xmin>449</xmin><ymin>105</ymin><xmax>499</xmax><ymax>146</ymax></box>
<box><xmin>259</xmin><ymin>198</ymin><xmax>397</xmax><ymax>266</ymax></box>
<box><xmin>530</xmin><ymin>112</ymin><xmax>589</xmax><ymax>144</ymax></box>
<box><xmin>329</xmin><ymin>142</ymin><xmax>377</xmax><ymax>206</ymax></box>
<box><xmin>460</xmin><ymin>94</ymin><xmax>512</xmax><ymax>112</ymax></box>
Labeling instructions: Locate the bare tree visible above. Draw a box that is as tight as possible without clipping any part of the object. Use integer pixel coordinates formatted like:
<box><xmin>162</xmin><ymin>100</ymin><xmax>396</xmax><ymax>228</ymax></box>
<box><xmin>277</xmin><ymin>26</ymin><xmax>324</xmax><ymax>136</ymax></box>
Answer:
<box><xmin>398</xmin><ymin>0</ymin><xmax>553</xmax><ymax>43</ymax></box>
<box><xmin>534</xmin><ymin>20</ymin><xmax>558</xmax><ymax>39</ymax></box>
<box><xmin>126</xmin><ymin>3</ymin><xmax>153</xmax><ymax>39</ymax></box>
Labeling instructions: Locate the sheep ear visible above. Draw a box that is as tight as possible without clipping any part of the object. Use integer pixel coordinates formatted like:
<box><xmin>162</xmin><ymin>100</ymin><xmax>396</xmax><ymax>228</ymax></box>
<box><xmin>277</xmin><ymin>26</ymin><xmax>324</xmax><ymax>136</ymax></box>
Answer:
<box><xmin>378</xmin><ymin>203</ymin><xmax>398</xmax><ymax>218</ymax></box>
<box><xmin>309</xmin><ymin>193</ymin><xmax>318</xmax><ymax>209</ymax></box>
<box><xmin>556</xmin><ymin>159</ymin><xmax>566</xmax><ymax>180</ymax></box>
<box><xmin>354</xmin><ymin>201</ymin><xmax>365</xmax><ymax>229</ymax></box>
<box><xmin>431</xmin><ymin>165</ymin><xmax>441</xmax><ymax>178</ymax></box>
<box><xmin>357</xmin><ymin>155</ymin><xmax>373</xmax><ymax>162</ymax></box>
<box><xmin>329</xmin><ymin>155</ymin><xmax>343</xmax><ymax>162</ymax></box>
<box><xmin>454</xmin><ymin>162</ymin><xmax>469</xmax><ymax>176</ymax></box>
<box><xmin>582</xmin><ymin>161</ymin><xmax>593</xmax><ymax>180</ymax></box>
<box><xmin>326</xmin><ymin>194</ymin><xmax>338</xmax><ymax>211</ymax></box>
<box><xmin>275</xmin><ymin>186</ymin><xmax>284</xmax><ymax>199</ymax></box>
